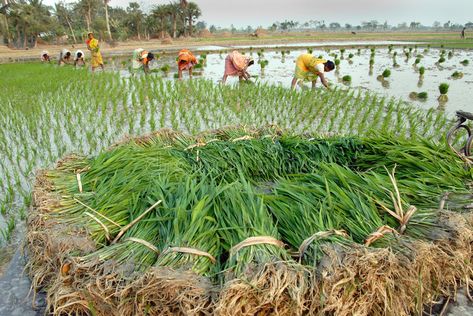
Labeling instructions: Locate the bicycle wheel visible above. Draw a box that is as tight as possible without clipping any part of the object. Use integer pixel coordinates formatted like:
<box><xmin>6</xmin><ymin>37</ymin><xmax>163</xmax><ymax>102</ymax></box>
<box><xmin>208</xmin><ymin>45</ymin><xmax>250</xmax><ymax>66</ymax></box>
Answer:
<box><xmin>446</xmin><ymin>124</ymin><xmax>472</xmax><ymax>155</ymax></box>
<box><xmin>466</xmin><ymin>134</ymin><xmax>473</xmax><ymax>157</ymax></box>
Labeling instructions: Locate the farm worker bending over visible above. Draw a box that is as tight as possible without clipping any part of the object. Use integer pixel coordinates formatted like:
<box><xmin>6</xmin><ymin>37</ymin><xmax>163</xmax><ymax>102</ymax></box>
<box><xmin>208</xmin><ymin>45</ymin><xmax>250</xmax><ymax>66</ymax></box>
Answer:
<box><xmin>86</xmin><ymin>32</ymin><xmax>104</xmax><ymax>71</ymax></box>
<box><xmin>222</xmin><ymin>50</ymin><xmax>254</xmax><ymax>84</ymax></box>
<box><xmin>58</xmin><ymin>49</ymin><xmax>72</xmax><ymax>66</ymax></box>
<box><xmin>132</xmin><ymin>48</ymin><xmax>155</xmax><ymax>74</ymax></box>
<box><xmin>41</xmin><ymin>50</ymin><xmax>50</xmax><ymax>62</ymax></box>
<box><xmin>74</xmin><ymin>50</ymin><xmax>85</xmax><ymax>67</ymax></box>
<box><xmin>177</xmin><ymin>49</ymin><xmax>197</xmax><ymax>80</ymax></box>
<box><xmin>291</xmin><ymin>54</ymin><xmax>335</xmax><ymax>90</ymax></box>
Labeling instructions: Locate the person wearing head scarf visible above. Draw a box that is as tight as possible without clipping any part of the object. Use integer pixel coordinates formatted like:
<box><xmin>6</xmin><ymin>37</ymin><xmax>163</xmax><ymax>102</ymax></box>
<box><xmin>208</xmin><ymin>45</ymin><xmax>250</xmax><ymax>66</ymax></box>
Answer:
<box><xmin>222</xmin><ymin>50</ymin><xmax>254</xmax><ymax>84</ymax></box>
<box><xmin>132</xmin><ymin>48</ymin><xmax>155</xmax><ymax>74</ymax></box>
<box><xmin>291</xmin><ymin>54</ymin><xmax>335</xmax><ymax>90</ymax></box>
<box><xmin>86</xmin><ymin>32</ymin><xmax>104</xmax><ymax>71</ymax></box>
<box><xmin>58</xmin><ymin>49</ymin><xmax>72</xmax><ymax>66</ymax></box>
<box><xmin>74</xmin><ymin>50</ymin><xmax>86</xmax><ymax>67</ymax></box>
<box><xmin>177</xmin><ymin>49</ymin><xmax>197</xmax><ymax>80</ymax></box>
<box><xmin>41</xmin><ymin>50</ymin><xmax>50</xmax><ymax>63</ymax></box>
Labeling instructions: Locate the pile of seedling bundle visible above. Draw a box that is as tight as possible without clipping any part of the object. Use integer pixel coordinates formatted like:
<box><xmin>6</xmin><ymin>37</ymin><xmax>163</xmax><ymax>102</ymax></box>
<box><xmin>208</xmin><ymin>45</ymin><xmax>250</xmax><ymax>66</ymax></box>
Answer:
<box><xmin>27</xmin><ymin>126</ymin><xmax>473</xmax><ymax>316</ymax></box>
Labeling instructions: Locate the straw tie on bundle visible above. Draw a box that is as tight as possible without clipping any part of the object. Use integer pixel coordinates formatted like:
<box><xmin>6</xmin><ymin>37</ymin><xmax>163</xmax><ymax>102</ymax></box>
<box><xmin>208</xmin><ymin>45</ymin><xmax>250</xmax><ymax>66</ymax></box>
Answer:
<box><xmin>376</xmin><ymin>167</ymin><xmax>418</xmax><ymax>234</ymax></box>
<box><xmin>298</xmin><ymin>230</ymin><xmax>348</xmax><ymax>261</ymax></box>
<box><xmin>126</xmin><ymin>237</ymin><xmax>160</xmax><ymax>255</ymax></box>
<box><xmin>364</xmin><ymin>225</ymin><xmax>398</xmax><ymax>247</ymax></box>
<box><xmin>230</xmin><ymin>236</ymin><xmax>285</xmax><ymax>255</ymax></box>
<box><xmin>162</xmin><ymin>246</ymin><xmax>217</xmax><ymax>264</ymax></box>
<box><xmin>231</xmin><ymin>135</ymin><xmax>254</xmax><ymax>142</ymax></box>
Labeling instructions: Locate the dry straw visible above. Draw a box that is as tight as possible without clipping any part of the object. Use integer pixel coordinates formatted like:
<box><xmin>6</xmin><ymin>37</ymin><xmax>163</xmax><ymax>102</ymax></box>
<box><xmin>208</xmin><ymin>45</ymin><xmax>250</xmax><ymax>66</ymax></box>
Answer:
<box><xmin>26</xmin><ymin>126</ymin><xmax>473</xmax><ymax>315</ymax></box>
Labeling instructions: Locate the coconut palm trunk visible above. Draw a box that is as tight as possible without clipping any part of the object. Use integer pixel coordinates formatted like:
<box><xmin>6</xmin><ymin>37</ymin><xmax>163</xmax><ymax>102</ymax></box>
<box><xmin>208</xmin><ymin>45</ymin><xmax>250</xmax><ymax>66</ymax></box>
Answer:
<box><xmin>104</xmin><ymin>0</ymin><xmax>112</xmax><ymax>41</ymax></box>
<box><xmin>187</xmin><ymin>13</ymin><xmax>192</xmax><ymax>36</ymax></box>
<box><xmin>172</xmin><ymin>15</ymin><xmax>177</xmax><ymax>38</ymax></box>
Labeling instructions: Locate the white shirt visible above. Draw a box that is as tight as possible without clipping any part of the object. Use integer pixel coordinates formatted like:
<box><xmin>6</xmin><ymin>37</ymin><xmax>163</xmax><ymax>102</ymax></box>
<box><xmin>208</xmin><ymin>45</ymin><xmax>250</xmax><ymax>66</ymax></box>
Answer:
<box><xmin>315</xmin><ymin>63</ymin><xmax>325</xmax><ymax>74</ymax></box>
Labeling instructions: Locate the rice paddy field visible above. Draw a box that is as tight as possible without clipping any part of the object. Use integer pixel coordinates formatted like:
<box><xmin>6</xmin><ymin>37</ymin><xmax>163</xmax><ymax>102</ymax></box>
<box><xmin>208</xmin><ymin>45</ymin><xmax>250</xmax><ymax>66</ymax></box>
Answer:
<box><xmin>1</xmin><ymin>41</ymin><xmax>473</xmax><ymax>315</ymax></box>
<box><xmin>105</xmin><ymin>43</ymin><xmax>473</xmax><ymax>113</ymax></box>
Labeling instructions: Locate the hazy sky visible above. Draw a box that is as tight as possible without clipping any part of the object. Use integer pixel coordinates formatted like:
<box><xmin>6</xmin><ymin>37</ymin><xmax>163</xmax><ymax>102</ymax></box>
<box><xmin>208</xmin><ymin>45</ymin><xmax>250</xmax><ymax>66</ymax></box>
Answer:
<box><xmin>44</xmin><ymin>0</ymin><xmax>473</xmax><ymax>27</ymax></box>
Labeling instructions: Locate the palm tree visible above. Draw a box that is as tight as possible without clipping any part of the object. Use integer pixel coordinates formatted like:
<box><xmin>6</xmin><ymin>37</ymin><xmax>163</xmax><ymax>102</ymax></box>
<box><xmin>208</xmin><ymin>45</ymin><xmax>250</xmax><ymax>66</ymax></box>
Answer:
<box><xmin>76</xmin><ymin>0</ymin><xmax>98</xmax><ymax>31</ymax></box>
<box><xmin>104</xmin><ymin>0</ymin><xmax>112</xmax><ymax>41</ymax></box>
<box><xmin>186</xmin><ymin>1</ymin><xmax>200</xmax><ymax>36</ymax></box>
<box><xmin>54</xmin><ymin>2</ymin><xmax>77</xmax><ymax>43</ymax></box>
<box><xmin>167</xmin><ymin>2</ymin><xmax>180</xmax><ymax>39</ymax></box>
<box><xmin>152</xmin><ymin>4</ymin><xmax>167</xmax><ymax>38</ymax></box>
<box><xmin>0</xmin><ymin>0</ymin><xmax>12</xmax><ymax>45</ymax></box>
<box><xmin>126</xmin><ymin>2</ymin><xmax>143</xmax><ymax>40</ymax></box>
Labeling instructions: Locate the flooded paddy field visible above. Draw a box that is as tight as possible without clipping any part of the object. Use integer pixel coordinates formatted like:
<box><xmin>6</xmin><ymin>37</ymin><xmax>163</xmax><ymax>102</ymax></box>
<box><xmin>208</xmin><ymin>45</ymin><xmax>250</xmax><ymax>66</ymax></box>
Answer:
<box><xmin>107</xmin><ymin>44</ymin><xmax>473</xmax><ymax>114</ymax></box>
<box><xmin>0</xmin><ymin>40</ymin><xmax>472</xmax><ymax>315</ymax></box>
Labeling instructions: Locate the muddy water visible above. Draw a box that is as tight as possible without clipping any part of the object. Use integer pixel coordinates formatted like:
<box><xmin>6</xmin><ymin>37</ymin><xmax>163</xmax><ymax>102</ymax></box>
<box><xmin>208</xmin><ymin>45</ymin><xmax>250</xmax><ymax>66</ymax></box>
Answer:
<box><xmin>110</xmin><ymin>46</ymin><xmax>473</xmax><ymax>114</ymax></box>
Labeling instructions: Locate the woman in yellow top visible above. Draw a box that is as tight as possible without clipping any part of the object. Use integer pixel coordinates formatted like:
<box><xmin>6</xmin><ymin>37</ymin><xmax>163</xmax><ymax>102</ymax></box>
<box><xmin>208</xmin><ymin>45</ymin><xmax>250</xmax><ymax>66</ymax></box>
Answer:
<box><xmin>291</xmin><ymin>54</ymin><xmax>335</xmax><ymax>90</ymax></box>
<box><xmin>86</xmin><ymin>32</ymin><xmax>104</xmax><ymax>71</ymax></box>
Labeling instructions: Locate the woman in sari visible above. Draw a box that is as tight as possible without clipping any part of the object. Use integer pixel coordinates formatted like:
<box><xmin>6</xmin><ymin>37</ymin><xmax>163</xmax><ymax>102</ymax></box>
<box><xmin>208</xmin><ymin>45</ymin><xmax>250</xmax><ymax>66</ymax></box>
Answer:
<box><xmin>177</xmin><ymin>49</ymin><xmax>197</xmax><ymax>80</ymax></box>
<box><xmin>132</xmin><ymin>48</ymin><xmax>155</xmax><ymax>74</ymax></box>
<box><xmin>291</xmin><ymin>54</ymin><xmax>335</xmax><ymax>90</ymax></box>
<box><xmin>86</xmin><ymin>32</ymin><xmax>104</xmax><ymax>71</ymax></box>
<box><xmin>222</xmin><ymin>50</ymin><xmax>254</xmax><ymax>84</ymax></box>
<box><xmin>58</xmin><ymin>49</ymin><xmax>72</xmax><ymax>66</ymax></box>
<box><xmin>41</xmin><ymin>51</ymin><xmax>50</xmax><ymax>63</ymax></box>
<box><xmin>74</xmin><ymin>50</ymin><xmax>86</xmax><ymax>67</ymax></box>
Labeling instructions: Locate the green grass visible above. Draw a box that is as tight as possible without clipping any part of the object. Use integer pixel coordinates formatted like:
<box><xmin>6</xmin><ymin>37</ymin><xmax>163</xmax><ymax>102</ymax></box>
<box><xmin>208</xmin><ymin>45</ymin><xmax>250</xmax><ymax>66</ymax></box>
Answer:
<box><xmin>0</xmin><ymin>62</ymin><xmax>464</xmax><ymax>249</ymax></box>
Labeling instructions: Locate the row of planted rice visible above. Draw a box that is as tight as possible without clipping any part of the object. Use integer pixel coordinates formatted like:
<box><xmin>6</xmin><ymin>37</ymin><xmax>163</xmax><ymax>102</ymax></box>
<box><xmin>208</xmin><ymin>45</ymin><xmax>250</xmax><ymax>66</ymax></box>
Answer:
<box><xmin>27</xmin><ymin>126</ymin><xmax>473</xmax><ymax>315</ymax></box>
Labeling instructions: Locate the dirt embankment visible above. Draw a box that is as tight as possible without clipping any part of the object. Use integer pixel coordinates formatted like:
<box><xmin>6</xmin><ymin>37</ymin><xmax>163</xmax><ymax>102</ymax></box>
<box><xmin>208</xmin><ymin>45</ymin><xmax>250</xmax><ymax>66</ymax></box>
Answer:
<box><xmin>0</xmin><ymin>31</ymin><xmax>460</xmax><ymax>62</ymax></box>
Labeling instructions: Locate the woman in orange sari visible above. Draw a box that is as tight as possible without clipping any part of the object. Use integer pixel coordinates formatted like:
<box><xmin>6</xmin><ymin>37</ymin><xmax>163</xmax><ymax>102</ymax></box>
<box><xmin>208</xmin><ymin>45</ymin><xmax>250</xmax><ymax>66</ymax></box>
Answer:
<box><xmin>222</xmin><ymin>50</ymin><xmax>254</xmax><ymax>84</ymax></box>
<box><xmin>177</xmin><ymin>49</ymin><xmax>197</xmax><ymax>80</ymax></box>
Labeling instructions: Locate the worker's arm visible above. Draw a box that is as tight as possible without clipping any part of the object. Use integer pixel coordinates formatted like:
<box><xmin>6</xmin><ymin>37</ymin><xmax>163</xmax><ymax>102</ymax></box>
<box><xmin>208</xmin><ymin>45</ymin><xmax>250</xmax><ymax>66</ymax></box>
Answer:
<box><xmin>143</xmin><ymin>62</ymin><xmax>150</xmax><ymax>74</ymax></box>
<box><xmin>317</xmin><ymin>72</ymin><xmax>330</xmax><ymax>90</ymax></box>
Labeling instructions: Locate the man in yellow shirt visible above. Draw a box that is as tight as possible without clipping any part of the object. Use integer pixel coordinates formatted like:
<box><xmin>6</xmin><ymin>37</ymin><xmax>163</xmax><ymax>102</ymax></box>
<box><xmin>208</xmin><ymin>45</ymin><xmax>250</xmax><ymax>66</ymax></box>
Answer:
<box><xmin>86</xmin><ymin>32</ymin><xmax>104</xmax><ymax>71</ymax></box>
<box><xmin>291</xmin><ymin>54</ymin><xmax>334</xmax><ymax>90</ymax></box>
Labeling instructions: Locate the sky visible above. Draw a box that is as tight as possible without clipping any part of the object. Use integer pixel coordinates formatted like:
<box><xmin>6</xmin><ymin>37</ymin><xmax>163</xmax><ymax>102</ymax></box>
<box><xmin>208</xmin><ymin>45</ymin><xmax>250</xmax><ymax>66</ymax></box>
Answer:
<box><xmin>43</xmin><ymin>0</ymin><xmax>473</xmax><ymax>28</ymax></box>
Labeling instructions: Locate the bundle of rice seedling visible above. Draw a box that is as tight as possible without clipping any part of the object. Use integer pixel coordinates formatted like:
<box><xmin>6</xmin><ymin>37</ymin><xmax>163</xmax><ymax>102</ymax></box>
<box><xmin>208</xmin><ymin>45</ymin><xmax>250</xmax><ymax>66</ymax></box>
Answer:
<box><xmin>214</xmin><ymin>181</ymin><xmax>309</xmax><ymax>316</ymax></box>
<box><xmin>26</xmin><ymin>127</ymin><xmax>473</xmax><ymax>316</ymax></box>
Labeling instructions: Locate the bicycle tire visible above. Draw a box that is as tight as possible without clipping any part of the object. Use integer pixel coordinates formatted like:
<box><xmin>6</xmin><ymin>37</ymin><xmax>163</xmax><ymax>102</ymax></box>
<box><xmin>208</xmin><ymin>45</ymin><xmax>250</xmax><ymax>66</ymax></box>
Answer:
<box><xmin>446</xmin><ymin>124</ymin><xmax>472</xmax><ymax>155</ymax></box>
<box><xmin>466</xmin><ymin>134</ymin><xmax>473</xmax><ymax>157</ymax></box>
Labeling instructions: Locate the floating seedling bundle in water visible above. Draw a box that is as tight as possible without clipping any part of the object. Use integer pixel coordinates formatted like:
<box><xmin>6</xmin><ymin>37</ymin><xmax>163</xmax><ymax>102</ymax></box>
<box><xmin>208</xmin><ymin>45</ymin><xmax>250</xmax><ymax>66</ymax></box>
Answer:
<box><xmin>26</xmin><ymin>126</ymin><xmax>473</xmax><ymax>315</ymax></box>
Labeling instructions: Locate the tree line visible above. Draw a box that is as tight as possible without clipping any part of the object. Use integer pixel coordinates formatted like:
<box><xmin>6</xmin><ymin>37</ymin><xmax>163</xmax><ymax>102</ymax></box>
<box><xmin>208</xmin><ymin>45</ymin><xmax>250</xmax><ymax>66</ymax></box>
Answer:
<box><xmin>0</xmin><ymin>0</ymin><xmax>202</xmax><ymax>48</ymax></box>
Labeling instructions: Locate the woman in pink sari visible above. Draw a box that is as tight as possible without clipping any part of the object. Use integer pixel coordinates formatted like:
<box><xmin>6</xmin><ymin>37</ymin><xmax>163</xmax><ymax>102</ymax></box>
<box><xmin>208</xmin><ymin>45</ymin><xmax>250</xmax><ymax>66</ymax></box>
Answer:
<box><xmin>222</xmin><ymin>50</ymin><xmax>254</xmax><ymax>84</ymax></box>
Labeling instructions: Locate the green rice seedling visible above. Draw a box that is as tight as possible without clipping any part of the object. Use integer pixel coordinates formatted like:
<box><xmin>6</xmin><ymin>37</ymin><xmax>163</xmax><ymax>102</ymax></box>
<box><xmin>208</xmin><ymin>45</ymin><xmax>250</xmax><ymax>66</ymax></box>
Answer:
<box><xmin>417</xmin><ymin>92</ymin><xmax>428</xmax><ymax>100</ymax></box>
<box><xmin>357</xmin><ymin>48</ymin><xmax>361</xmax><ymax>55</ymax></box>
<box><xmin>307</xmin><ymin>47</ymin><xmax>313</xmax><ymax>54</ymax></box>
<box><xmin>414</xmin><ymin>58</ymin><xmax>421</xmax><ymax>66</ymax></box>
<box><xmin>160</xmin><ymin>64</ymin><xmax>171</xmax><ymax>74</ymax></box>
<box><xmin>348</xmin><ymin>53</ymin><xmax>354</xmax><ymax>59</ymax></box>
<box><xmin>438</xmin><ymin>83</ymin><xmax>449</xmax><ymax>102</ymax></box>
<box><xmin>448</xmin><ymin>51</ymin><xmax>454</xmax><ymax>59</ymax></box>
<box><xmin>419</xmin><ymin>66</ymin><xmax>425</xmax><ymax>76</ymax></box>
<box><xmin>452</xmin><ymin>71</ymin><xmax>464</xmax><ymax>79</ymax></box>
<box><xmin>342</xmin><ymin>75</ymin><xmax>352</xmax><ymax>83</ymax></box>
<box><xmin>460</xmin><ymin>59</ymin><xmax>469</xmax><ymax>66</ymax></box>
<box><xmin>369</xmin><ymin>58</ymin><xmax>375</xmax><ymax>66</ymax></box>
<box><xmin>382</xmin><ymin>69</ymin><xmax>391</xmax><ymax>78</ymax></box>
<box><xmin>335</xmin><ymin>59</ymin><xmax>341</xmax><ymax>67</ymax></box>
<box><xmin>438</xmin><ymin>57</ymin><xmax>446</xmax><ymax>64</ymax></box>
<box><xmin>258</xmin><ymin>59</ymin><xmax>269</xmax><ymax>69</ymax></box>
